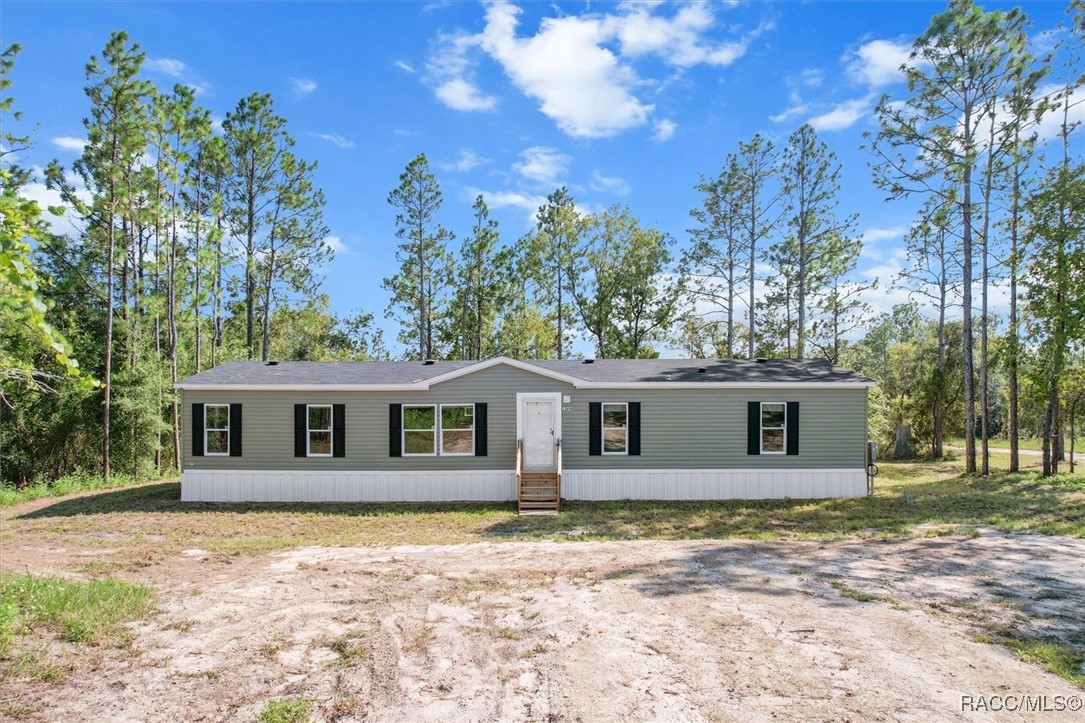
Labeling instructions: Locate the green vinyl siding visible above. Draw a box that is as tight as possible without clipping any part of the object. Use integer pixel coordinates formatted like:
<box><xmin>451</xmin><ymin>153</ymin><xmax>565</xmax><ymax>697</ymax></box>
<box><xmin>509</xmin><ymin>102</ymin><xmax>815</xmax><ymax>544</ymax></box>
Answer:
<box><xmin>182</xmin><ymin>363</ymin><xmax>867</xmax><ymax>472</ymax></box>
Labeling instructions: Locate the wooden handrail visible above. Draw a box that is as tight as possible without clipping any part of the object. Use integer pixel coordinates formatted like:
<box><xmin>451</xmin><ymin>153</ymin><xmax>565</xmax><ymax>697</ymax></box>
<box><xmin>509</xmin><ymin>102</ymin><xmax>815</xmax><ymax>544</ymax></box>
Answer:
<box><xmin>515</xmin><ymin>439</ymin><xmax>523</xmax><ymax>508</ymax></box>
<box><xmin>555</xmin><ymin>438</ymin><xmax>562</xmax><ymax>508</ymax></box>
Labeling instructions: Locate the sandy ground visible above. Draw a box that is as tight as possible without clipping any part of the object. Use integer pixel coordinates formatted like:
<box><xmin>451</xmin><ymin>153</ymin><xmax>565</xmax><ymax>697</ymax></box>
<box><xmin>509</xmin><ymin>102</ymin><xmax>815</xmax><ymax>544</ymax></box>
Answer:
<box><xmin>3</xmin><ymin>529</ymin><xmax>1085</xmax><ymax>722</ymax></box>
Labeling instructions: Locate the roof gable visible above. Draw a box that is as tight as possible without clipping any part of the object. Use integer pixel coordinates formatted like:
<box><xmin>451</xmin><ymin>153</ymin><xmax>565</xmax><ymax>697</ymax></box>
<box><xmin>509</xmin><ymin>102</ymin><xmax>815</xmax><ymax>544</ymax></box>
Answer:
<box><xmin>423</xmin><ymin>357</ymin><xmax>584</xmax><ymax>387</ymax></box>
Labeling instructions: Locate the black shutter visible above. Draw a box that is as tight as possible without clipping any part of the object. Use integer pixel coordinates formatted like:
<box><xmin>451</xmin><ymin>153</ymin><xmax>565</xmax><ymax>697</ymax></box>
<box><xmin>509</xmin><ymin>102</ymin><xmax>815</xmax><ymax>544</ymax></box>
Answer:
<box><xmin>475</xmin><ymin>403</ymin><xmax>488</xmax><ymax>456</ymax></box>
<box><xmin>589</xmin><ymin>402</ymin><xmax>602</xmax><ymax>456</ymax></box>
<box><xmin>229</xmin><ymin>403</ymin><xmax>242</xmax><ymax>457</ymax></box>
<box><xmin>389</xmin><ymin>404</ymin><xmax>402</xmax><ymax>457</ymax></box>
<box><xmin>628</xmin><ymin>402</ymin><xmax>641</xmax><ymax>456</ymax></box>
<box><xmin>786</xmin><ymin>401</ymin><xmax>800</xmax><ymax>456</ymax></box>
<box><xmin>333</xmin><ymin>404</ymin><xmax>346</xmax><ymax>458</ymax></box>
<box><xmin>747</xmin><ymin>402</ymin><xmax>760</xmax><ymax>456</ymax></box>
<box><xmin>192</xmin><ymin>403</ymin><xmax>205</xmax><ymax>457</ymax></box>
<box><xmin>294</xmin><ymin>404</ymin><xmax>307</xmax><ymax>457</ymax></box>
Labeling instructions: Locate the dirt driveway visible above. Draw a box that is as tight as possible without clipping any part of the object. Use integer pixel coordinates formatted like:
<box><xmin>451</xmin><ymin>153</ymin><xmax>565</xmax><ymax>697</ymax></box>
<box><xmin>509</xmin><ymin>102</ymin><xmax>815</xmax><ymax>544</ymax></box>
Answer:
<box><xmin>4</xmin><ymin>528</ymin><xmax>1085</xmax><ymax>722</ymax></box>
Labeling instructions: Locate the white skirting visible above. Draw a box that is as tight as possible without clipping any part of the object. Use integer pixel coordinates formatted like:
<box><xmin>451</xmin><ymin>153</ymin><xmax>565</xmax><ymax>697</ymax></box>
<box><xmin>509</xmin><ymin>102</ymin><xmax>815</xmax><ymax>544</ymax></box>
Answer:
<box><xmin>180</xmin><ymin>470</ymin><xmax>517</xmax><ymax>503</ymax></box>
<box><xmin>181</xmin><ymin>468</ymin><xmax>867</xmax><ymax>502</ymax></box>
<box><xmin>562</xmin><ymin>468</ymin><xmax>867</xmax><ymax>500</ymax></box>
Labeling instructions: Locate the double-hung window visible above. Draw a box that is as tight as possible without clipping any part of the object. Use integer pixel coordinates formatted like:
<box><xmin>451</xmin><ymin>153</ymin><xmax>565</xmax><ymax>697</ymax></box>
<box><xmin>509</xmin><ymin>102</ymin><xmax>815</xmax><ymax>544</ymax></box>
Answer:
<box><xmin>307</xmin><ymin>405</ymin><xmax>333</xmax><ymax>456</ymax></box>
<box><xmin>204</xmin><ymin>404</ymin><xmax>230</xmax><ymax>456</ymax></box>
<box><xmin>401</xmin><ymin>404</ymin><xmax>476</xmax><ymax>456</ymax></box>
<box><xmin>602</xmin><ymin>403</ymin><xmax>628</xmax><ymax>454</ymax></box>
<box><xmin>403</xmin><ymin>405</ymin><xmax>437</xmax><ymax>455</ymax></box>
<box><xmin>440</xmin><ymin>405</ymin><xmax>474</xmax><ymax>455</ymax></box>
<box><xmin>760</xmin><ymin>402</ymin><xmax>787</xmax><ymax>454</ymax></box>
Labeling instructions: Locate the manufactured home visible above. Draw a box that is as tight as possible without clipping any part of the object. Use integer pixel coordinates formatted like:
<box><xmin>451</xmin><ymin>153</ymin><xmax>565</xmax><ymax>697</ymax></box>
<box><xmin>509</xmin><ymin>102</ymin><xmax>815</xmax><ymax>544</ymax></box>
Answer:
<box><xmin>176</xmin><ymin>357</ymin><xmax>873</xmax><ymax>511</ymax></box>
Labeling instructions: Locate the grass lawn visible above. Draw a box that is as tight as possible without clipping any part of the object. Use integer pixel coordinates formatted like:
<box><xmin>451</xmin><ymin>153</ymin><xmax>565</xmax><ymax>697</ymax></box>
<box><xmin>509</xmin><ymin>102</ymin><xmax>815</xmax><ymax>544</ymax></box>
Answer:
<box><xmin>944</xmin><ymin>436</ymin><xmax>1083</xmax><ymax>453</ymax></box>
<box><xmin>0</xmin><ymin>573</ymin><xmax>153</xmax><ymax>695</ymax></box>
<box><xmin>2</xmin><ymin>454</ymin><xmax>1082</xmax><ymax>573</ymax></box>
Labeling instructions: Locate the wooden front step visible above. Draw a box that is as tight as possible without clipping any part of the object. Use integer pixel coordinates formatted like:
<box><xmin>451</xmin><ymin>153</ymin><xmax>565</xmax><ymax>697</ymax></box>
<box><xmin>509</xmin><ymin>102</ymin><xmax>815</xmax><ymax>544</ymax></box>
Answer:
<box><xmin>518</xmin><ymin>471</ymin><xmax>560</xmax><ymax>514</ymax></box>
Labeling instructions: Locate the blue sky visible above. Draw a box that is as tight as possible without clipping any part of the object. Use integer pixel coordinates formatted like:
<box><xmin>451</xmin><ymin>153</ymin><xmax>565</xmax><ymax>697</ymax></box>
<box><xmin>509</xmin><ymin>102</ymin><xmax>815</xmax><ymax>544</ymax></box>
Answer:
<box><xmin>5</xmin><ymin>1</ymin><xmax>1077</xmax><ymax>354</ymax></box>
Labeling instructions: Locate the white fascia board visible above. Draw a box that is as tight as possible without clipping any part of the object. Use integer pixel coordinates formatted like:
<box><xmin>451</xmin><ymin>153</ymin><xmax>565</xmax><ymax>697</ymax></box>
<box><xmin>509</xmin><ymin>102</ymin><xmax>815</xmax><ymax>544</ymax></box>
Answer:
<box><xmin>423</xmin><ymin>356</ymin><xmax>584</xmax><ymax>387</ymax></box>
<box><xmin>176</xmin><ymin>383</ymin><xmax>425</xmax><ymax>392</ymax></box>
<box><xmin>177</xmin><ymin>380</ymin><xmax>873</xmax><ymax>392</ymax></box>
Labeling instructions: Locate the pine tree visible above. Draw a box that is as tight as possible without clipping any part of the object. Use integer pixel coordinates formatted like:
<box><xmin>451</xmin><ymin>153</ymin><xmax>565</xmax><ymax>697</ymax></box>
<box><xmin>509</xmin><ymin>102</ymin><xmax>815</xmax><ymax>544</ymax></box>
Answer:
<box><xmin>382</xmin><ymin>154</ymin><xmax>452</xmax><ymax>360</ymax></box>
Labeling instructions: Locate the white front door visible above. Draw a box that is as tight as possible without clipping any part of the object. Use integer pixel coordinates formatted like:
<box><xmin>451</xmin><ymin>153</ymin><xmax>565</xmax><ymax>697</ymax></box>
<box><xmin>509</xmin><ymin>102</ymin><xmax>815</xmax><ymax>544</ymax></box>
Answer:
<box><xmin>522</xmin><ymin>399</ymin><xmax>556</xmax><ymax>470</ymax></box>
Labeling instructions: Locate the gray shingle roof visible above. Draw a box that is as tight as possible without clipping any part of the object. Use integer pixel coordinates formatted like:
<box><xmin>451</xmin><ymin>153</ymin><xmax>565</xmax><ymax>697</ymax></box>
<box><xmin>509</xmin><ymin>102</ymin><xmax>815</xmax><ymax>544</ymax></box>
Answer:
<box><xmin>177</xmin><ymin>357</ymin><xmax>872</xmax><ymax>387</ymax></box>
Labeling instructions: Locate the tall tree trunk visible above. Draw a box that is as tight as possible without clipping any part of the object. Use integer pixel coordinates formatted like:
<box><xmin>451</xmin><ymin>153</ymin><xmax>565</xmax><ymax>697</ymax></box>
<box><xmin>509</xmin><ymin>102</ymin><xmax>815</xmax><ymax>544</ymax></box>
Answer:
<box><xmin>961</xmin><ymin>110</ymin><xmax>976</xmax><ymax>476</ymax></box>
<box><xmin>261</xmin><ymin>252</ymin><xmax>276</xmax><ymax>362</ymax></box>
<box><xmin>934</xmin><ymin>279</ymin><xmax>946</xmax><ymax>459</ymax></box>
<box><xmin>1008</xmin><ymin>149</ymin><xmax>1021</xmax><ymax>473</ymax></box>
<box><xmin>747</xmin><ymin>211</ymin><xmax>756</xmax><ymax>360</ymax></box>
<box><xmin>103</xmin><ymin>191</ymin><xmax>116</xmax><ymax>482</ymax></box>
<box><xmin>169</xmin><ymin>178</ymin><xmax>181</xmax><ymax>471</ymax></box>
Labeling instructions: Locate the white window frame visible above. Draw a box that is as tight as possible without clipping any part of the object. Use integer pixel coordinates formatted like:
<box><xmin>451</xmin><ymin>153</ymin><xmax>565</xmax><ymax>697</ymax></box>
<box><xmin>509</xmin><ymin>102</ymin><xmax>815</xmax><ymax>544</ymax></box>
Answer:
<box><xmin>306</xmin><ymin>404</ymin><xmax>333</xmax><ymax>457</ymax></box>
<box><xmin>601</xmin><ymin>402</ymin><xmax>629</xmax><ymax>456</ymax></box>
<box><xmin>402</xmin><ymin>404</ymin><xmax>437</xmax><ymax>456</ymax></box>
<box><xmin>204</xmin><ymin>404</ymin><xmax>230</xmax><ymax>457</ymax></box>
<box><xmin>760</xmin><ymin>401</ymin><xmax>787</xmax><ymax>455</ymax></box>
<box><xmin>439</xmin><ymin>404</ymin><xmax>475</xmax><ymax>456</ymax></box>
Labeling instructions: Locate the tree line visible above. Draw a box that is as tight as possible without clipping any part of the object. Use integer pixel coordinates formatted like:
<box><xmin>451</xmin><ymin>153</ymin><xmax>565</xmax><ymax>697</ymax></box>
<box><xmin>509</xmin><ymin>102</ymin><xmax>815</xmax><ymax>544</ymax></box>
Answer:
<box><xmin>2</xmin><ymin>0</ymin><xmax>1084</xmax><ymax>486</ymax></box>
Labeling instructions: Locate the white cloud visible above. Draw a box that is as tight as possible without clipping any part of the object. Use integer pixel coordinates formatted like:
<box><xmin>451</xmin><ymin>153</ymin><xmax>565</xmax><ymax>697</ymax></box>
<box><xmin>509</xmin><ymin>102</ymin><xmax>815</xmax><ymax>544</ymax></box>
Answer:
<box><xmin>211</xmin><ymin>116</ymin><xmax>224</xmax><ymax>135</ymax></box>
<box><xmin>395</xmin><ymin>60</ymin><xmax>416</xmax><ymax>74</ymax></box>
<box><xmin>847</xmin><ymin>39</ymin><xmax>911</xmax><ymax>89</ymax></box>
<box><xmin>289</xmin><ymin>77</ymin><xmax>318</xmax><ymax>97</ymax></box>
<box><xmin>769</xmin><ymin>104</ymin><xmax>810</xmax><ymax>124</ymax></box>
<box><xmin>476</xmin><ymin>2</ymin><xmax>652</xmax><ymax>138</ymax></box>
<box><xmin>513</xmin><ymin>146</ymin><xmax>570</xmax><ymax>186</ymax></box>
<box><xmin>145</xmin><ymin>57</ymin><xmax>187</xmax><ymax>77</ymax></box>
<box><xmin>324</xmin><ymin>235</ymin><xmax>350</xmax><ymax>255</ymax></box>
<box><xmin>311</xmin><ymin>133</ymin><xmax>355</xmax><ymax>148</ymax></box>
<box><xmin>21</xmin><ymin>166</ymin><xmax>88</xmax><ymax>239</ymax></box>
<box><xmin>187</xmin><ymin>81</ymin><xmax>210</xmax><ymax>97</ymax></box>
<box><xmin>808</xmin><ymin>96</ymin><xmax>872</xmax><ymax>132</ymax></box>
<box><xmin>437</xmin><ymin>148</ymin><xmax>489</xmax><ymax>172</ymax></box>
<box><xmin>426</xmin><ymin>31</ymin><xmax>499</xmax><ymax>112</ymax></box>
<box><xmin>652</xmin><ymin>118</ymin><xmax>676</xmax><ymax>142</ymax></box>
<box><xmin>800</xmin><ymin>68</ymin><xmax>823</xmax><ymax>88</ymax></box>
<box><xmin>607</xmin><ymin>3</ymin><xmax>768</xmax><ymax>68</ymax></box>
<box><xmin>51</xmin><ymin>136</ymin><xmax>86</xmax><ymax>152</ymax></box>
<box><xmin>591</xmin><ymin>170</ymin><xmax>630</xmax><ymax>195</ymax></box>
<box><xmin>435</xmin><ymin>77</ymin><xmax>499</xmax><ymax>111</ymax></box>
<box><xmin>861</xmin><ymin>226</ymin><xmax>909</xmax><ymax>244</ymax></box>
<box><xmin>1033</xmin><ymin>83</ymin><xmax>1085</xmax><ymax>145</ymax></box>
<box><xmin>468</xmin><ymin>187</ymin><xmax>548</xmax><ymax>221</ymax></box>
<box><xmin>426</xmin><ymin>1</ymin><xmax>769</xmax><ymax>139</ymax></box>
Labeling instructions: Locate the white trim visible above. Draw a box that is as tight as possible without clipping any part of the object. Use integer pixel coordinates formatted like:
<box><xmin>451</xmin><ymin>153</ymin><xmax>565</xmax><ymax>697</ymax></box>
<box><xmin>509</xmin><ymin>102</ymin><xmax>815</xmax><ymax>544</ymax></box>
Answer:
<box><xmin>306</xmin><ymin>404</ymin><xmax>333</xmax><ymax>457</ymax></box>
<box><xmin>516</xmin><ymin>392</ymin><xmax>562</xmax><ymax>470</ymax></box>
<box><xmin>180</xmin><ymin>467</ymin><xmax>866</xmax><ymax>502</ymax></box>
<box><xmin>759</xmin><ymin>401</ymin><xmax>787</xmax><ymax>455</ymax></box>
<box><xmin>402</xmin><ymin>404</ymin><xmax>437</xmax><ymax>457</ymax></box>
<box><xmin>439</xmin><ymin>403</ymin><xmax>476</xmax><ymax>456</ymax></box>
<box><xmin>204</xmin><ymin>404</ymin><xmax>230</xmax><ymax>457</ymax></box>
<box><xmin>601</xmin><ymin>402</ymin><xmax>628</xmax><ymax>456</ymax></box>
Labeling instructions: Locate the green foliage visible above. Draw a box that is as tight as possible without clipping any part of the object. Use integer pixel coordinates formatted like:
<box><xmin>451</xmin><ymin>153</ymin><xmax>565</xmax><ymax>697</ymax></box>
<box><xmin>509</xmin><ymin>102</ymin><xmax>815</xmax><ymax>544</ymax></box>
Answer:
<box><xmin>0</xmin><ymin>471</ymin><xmax>161</xmax><ymax>506</ymax></box>
<box><xmin>0</xmin><ymin>44</ymin><xmax>90</xmax><ymax>396</ymax></box>
<box><xmin>382</xmin><ymin>153</ymin><xmax>452</xmax><ymax>360</ymax></box>
<box><xmin>570</xmin><ymin>205</ymin><xmax>680</xmax><ymax>358</ymax></box>
<box><xmin>443</xmin><ymin>195</ymin><xmax>514</xmax><ymax>360</ymax></box>
<box><xmin>0</xmin><ymin>573</ymin><xmax>153</xmax><ymax>646</ymax></box>
<box><xmin>258</xmin><ymin>697</ymin><xmax>312</xmax><ymax>723</ymax></box>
